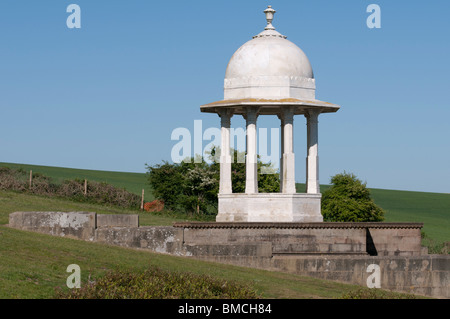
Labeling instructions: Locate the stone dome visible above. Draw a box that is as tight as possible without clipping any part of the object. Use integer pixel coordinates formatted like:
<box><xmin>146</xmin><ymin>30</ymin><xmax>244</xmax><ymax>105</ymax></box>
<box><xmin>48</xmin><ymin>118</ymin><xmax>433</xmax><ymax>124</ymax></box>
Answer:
<box><xmin>224</xmin><ymin>6</ymin><xmax>316</xmax><ymax>100</ymax></box>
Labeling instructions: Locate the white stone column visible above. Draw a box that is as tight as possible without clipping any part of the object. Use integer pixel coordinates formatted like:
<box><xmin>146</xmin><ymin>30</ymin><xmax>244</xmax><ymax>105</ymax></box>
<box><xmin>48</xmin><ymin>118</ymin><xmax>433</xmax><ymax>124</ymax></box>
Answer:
<box><xmin>219</xmin><ymin>109</ymin><xmax>233</xmax><ymax>194</ymax></box>
<box><xmin>245</xmin><ymin>107</ymin><xmax>258</xmax><ymax>194</ymax></box>
<box><xmin>282</xmin><ymin>107</ymin><xmax>296</xmax><ymax>193</ymax></box>
<box><xmin>306</xmin><ymin>109</ymin><xmax>320</xmax><ymax>194</ymax></box>
<box><xmin>277</xmin><ymin>113</ymin><xmax>284</xmax><ymax>193</ymax></box>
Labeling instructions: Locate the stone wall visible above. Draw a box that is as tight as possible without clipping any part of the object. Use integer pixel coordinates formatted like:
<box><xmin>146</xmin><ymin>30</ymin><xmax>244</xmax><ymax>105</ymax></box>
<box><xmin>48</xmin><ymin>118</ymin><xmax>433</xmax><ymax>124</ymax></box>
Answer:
<box><xmin>175</xmin><ymin>222</ymin><xmax>424</xmax><ymax>256</ymax></box>
<box><xmin>9</xmin><ymin>211</ymin><xmax>97</xmax><ymax>241</ymax></box>
<box><xmin>7</xmin><ymin>212</ymin><xmax>449</xmax><ymax>298</ymax></box>
<box><xmin>95</xmin><ymin>226</ymin><xmax>184</xmax><ymax>255</ymax></box>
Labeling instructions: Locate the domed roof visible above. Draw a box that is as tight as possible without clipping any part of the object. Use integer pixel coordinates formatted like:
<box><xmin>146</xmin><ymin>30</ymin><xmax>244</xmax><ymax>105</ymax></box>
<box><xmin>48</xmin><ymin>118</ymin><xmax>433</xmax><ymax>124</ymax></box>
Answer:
<box><xmin>224</xmin><ymin>6</ymin><xmax>316</xmax><ymax>100</ymax></box>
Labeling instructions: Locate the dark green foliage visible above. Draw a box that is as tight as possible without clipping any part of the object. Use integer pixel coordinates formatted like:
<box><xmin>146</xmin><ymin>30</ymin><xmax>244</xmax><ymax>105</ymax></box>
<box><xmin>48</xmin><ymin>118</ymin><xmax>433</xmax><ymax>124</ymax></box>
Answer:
<box><xmin>146</xmin><ymin>160</ymin><xmax>218</xmax><ymax>215</ymax></box>
<box><xmin>340</xmin><ymin>287</ymin><xmax>419</xmax><ymax>299</ymax></box>
<box><xmin>146</xmin><ymin>147</ymin><xmax>280</xmax><ymax>216</ymax></box>
<box><xmin>321</xmin><ymin>172</ymin><xmax>385</xmax><ymax>222</ymax></box>
<box><xmin>56</xmin><ymin>266</ymin><xmax>260</xmax><ymax>299</ymax></box>
<box><xmin>0</xmin><ymin>167</ymin><xmax>141</xmax><ymax>209</ymax></box>
<box><xmin>145</xmin><ymin>161</ymin><xmax>187</xmax><ymax>210</ymax></box>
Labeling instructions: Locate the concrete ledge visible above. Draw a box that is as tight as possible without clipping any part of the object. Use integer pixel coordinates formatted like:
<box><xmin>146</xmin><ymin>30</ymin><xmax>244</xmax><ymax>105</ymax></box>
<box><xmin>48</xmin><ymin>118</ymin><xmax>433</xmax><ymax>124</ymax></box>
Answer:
<box><xmin>8</xmin><ymin>211</ymin><xmax>96</xmax><ymax>241</ymax></box>
<box><xmin>173</xmin><ymin>222</ymin><xmax>424</xmax><ymax>229</ymax></box>
<box><xmin>96</xmin><ymin>214</ymin><xmax>139</xmax><ymax>228</ymax></box>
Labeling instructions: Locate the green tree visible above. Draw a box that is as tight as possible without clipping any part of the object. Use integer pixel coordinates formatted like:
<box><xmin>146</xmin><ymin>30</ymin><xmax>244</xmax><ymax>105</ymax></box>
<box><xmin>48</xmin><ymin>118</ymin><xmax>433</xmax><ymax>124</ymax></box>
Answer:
<box><xmin>145</xmin><ymin>161</ymin><xmax>185</xmax><ymax>211</ymax></box>
<box><xmin>321</xmin><ymin>172</ymin><xmax>385</xmax><ymax>222</ymax></box>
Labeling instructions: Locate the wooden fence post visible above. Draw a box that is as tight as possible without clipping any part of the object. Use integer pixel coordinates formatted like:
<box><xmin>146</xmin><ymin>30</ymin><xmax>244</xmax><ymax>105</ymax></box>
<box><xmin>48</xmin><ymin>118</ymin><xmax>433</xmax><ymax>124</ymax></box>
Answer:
<box><xmin>84</xmin><ymin>179</ymin><xmax>87</xmax><ymax>196</ymax></box>
<box><xmin>141</xmin><ymin>189</ymin><xmax>145</xmax><ymax>210</ymax></box>
<box><xmin>29</xmin><ymin>170</ymin><xmax>32</xmax><ymax>189</ymax></box>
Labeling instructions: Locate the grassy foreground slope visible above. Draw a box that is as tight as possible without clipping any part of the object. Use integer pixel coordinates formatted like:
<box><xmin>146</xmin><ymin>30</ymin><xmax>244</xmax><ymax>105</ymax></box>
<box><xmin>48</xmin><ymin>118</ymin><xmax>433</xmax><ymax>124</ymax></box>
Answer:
<box><xmin>2</xmin><ymin>162</ymin><xmax>449</xmax><ymax>243</ymax></box>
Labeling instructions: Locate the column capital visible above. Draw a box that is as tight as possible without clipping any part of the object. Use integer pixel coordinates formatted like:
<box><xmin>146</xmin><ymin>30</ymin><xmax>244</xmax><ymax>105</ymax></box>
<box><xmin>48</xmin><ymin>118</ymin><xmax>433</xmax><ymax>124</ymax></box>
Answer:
<box><xmin>304</xmin><ymin>109</ymin><xmax>320</xmax><ymax>123</ymax></box>
<box><xmin>242</xmin><ymin>106</ymin><xmax>260</xmax><ymax>122</ymax></box>
<box><xmin>281</xmin><ymin>106</ymin><xmax>294</xmax><ymax>124</ymax></box>
<box><xmin>218</xmin><ymin>108</ymin><xmax>234</xmax><ymax>119</ymax></box>
<box><xmin>277</xmin><ymin>112</ymin><xmax>283</xmax><ymax>121</ymax></box>
<box><xmin>218</xmin><ymin>109</ymin><xmax>233</xmax><ymax>127</ymax></box>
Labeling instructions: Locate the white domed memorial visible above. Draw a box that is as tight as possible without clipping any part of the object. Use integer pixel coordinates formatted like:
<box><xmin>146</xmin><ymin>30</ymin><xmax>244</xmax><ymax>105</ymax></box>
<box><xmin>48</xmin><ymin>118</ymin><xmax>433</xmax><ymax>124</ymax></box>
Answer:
<box><xmin>201</xmin><ymin>6</ymin><xmax>340</xmax><ymax>222</ymax></box>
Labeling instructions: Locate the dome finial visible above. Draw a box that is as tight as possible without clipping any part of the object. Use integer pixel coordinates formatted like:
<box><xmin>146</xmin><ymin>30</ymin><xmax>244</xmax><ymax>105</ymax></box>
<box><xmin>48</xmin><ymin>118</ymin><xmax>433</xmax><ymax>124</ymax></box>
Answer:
<box><xmin>264</xmin><ymin>5</ymin><xmax>276</xmax><ymax>30</ymax></box>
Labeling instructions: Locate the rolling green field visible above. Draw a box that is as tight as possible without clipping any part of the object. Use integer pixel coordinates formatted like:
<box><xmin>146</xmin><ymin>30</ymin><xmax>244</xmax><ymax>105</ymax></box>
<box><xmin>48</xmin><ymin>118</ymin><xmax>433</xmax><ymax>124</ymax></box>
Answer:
<box><xmin>2</xmin><ymin>162</ymin><xmax>449</xmax><ymax>243</ymax></box>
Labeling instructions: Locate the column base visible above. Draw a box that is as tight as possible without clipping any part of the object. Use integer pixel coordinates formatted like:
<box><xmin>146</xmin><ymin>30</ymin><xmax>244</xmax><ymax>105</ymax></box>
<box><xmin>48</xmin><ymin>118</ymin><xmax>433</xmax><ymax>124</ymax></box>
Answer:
<box><xmin>217</xmin><ymin>193</ymin><xmax>323</xmax><ymax>222</ymax></box>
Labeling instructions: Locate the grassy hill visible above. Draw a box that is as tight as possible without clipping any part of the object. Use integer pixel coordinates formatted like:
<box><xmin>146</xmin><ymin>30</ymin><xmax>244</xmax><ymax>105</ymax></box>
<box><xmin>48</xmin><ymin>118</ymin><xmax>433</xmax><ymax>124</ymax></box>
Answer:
<box><xmin>1</xmin><ymin>162</ymin><xmax>449</xmax><ymax>243</ymax></box>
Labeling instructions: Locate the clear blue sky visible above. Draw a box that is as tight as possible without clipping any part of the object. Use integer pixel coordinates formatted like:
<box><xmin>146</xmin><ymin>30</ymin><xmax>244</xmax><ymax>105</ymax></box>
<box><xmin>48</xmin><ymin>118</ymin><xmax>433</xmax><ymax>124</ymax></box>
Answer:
<box><xmin>0</xmin><ymin>1</ymin><xmax>449</xmax><ymax>193</ymax></box>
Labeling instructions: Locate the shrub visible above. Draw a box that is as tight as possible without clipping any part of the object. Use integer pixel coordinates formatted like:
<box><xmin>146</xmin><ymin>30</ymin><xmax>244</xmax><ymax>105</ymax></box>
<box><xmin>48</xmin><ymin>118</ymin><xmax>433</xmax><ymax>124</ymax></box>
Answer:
<box><xmin>56</xmin><ymin>266</ymin><xmax>260</xmax><ymax>299</ymax></box>
<box><xmin>146</xmin><ymin>161</ymin><xmax>186</xmax><ymax>211</ymax></box>
<box><xmin>0</xmin><ymin>167</ymin><xmax>28</xmax><ymax>191</ymax></box>
<box><xmin>340</xmin><ymin>287</ymin><xmax>418</xmax><ymax>299</ymax></box>
<box><xmin>321</xmin><ymin>172</ymin><xmax>385</xmax><ymax>222</ymax></box>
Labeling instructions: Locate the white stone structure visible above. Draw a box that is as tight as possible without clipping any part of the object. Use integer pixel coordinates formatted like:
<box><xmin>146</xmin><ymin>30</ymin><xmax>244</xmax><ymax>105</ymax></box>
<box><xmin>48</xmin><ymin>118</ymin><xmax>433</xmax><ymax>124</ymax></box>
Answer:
<box><xmin>201</xmin><ymin>6</ymin><xmax>340</xmax><ymax>222</ymax></box>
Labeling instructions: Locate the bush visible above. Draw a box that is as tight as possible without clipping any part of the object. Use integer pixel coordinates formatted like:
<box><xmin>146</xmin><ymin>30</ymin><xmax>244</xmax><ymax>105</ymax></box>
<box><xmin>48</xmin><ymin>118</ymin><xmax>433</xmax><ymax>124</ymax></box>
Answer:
<box><xmin>321</xmin><ymin>172</ymin><xmax>385</xmax><ymax>222</ymax></box>
<box><xmin>56</xmin><ymin>266</ymin><xmax>260</xmax><ymax>299</ymax></box>
<box><xmin>340</xmin><ymin>287</ymin><xmax>419</xmax><ymax>299</ymax></box>
<box><xmin>0</xmin><ymin>167</ymin><xmax>28</xmax><ymax>191</ymax></box>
